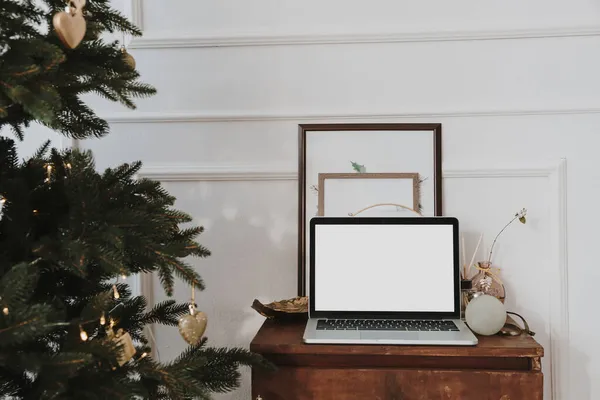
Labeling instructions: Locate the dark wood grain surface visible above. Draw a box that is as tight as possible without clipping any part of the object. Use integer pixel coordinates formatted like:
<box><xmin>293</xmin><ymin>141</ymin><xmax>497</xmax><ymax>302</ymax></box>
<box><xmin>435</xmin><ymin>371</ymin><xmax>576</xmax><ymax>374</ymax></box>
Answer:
<box><xmin>250</xmin><ymin>318</ymin><xmax>544</xmax><ymax>358</ymax></box>
<box><xmin>253</xmin><ymin>367</ymin><xmax>543</xmax><ymax>400</ymax></box>
<box><xmin>251</xmin><ymin>319</ymin><xmax>544</xmax><ymax>400</ymax></box>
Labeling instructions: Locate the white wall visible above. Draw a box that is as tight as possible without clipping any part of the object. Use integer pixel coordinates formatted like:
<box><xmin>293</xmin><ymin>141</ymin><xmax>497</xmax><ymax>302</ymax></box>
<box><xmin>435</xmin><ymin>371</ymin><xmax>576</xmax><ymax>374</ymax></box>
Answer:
<box><xmin>80</xmin><ymin>1</ymin><xmax>600</xmax><ymax>398</ymax></box>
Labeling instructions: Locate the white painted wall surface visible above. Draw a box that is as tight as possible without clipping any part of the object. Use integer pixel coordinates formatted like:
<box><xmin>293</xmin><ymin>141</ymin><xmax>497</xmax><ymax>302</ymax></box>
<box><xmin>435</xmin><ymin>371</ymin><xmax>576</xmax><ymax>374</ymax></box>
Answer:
<box><xmin>77</xmin><ymin>1</ymin><xmax>600</xmax><ymax>398</ymax></box>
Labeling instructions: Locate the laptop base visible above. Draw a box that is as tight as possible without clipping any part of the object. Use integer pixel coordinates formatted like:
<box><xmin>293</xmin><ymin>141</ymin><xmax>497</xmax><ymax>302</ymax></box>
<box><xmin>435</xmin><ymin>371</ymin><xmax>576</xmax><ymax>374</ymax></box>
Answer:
<box><xmin>303</xmin><ymin>318</ymin><xmax>478</xmax><ymax>346</ymax></box>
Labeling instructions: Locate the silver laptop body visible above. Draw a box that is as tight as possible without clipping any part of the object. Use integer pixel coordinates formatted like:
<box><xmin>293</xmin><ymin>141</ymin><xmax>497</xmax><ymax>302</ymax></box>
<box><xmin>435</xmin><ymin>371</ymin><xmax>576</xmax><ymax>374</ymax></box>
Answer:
<box><xmin>303</xmin><ymin>216</ymin><xmax>478</xmax><ymax>346</ymax></box>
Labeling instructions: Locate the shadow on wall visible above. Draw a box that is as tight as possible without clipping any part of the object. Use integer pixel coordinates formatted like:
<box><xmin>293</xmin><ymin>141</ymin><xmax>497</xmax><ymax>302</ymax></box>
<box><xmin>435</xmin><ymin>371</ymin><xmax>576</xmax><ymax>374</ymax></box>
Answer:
<box><xmin>197</xmin><ymin>210</ymin><xmax>297</xmax><ymax>347</ymax></box>
<box><xmin>150</xmin><ymin>181</ymin><xmax>297</xmax><ymax>365</ymax></box>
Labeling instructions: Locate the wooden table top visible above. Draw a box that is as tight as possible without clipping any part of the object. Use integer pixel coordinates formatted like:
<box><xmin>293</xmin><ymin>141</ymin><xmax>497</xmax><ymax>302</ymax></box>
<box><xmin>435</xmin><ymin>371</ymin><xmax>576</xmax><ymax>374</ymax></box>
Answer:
<box><xmin>250</xmin><ymin>318</ymin><xmax>544</xmax><ymax>358</ymax></box>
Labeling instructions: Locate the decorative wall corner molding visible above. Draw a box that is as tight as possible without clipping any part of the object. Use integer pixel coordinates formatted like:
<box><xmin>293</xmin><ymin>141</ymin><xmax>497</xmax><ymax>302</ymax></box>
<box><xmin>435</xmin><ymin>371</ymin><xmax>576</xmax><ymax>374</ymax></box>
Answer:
<box><xmin>129</xmin><ymin>26</ymin><xmax>600</xmax><ymax>50</ymax></box>
<box><xmin>130</xmin><ymin>0</ymin><xmax>143</xmax><ymax>31</ymax></box>
<box><xmin>136</xmin><ymin>163</ymin><xmax>569</xmax><ymax>399</ymax></box>
<box><xmin>127</xmin><ymin>0</ymin><xmax>600</xmax><ymax>49</ymax></box>
<box><xmin>549</xmin><ymin>158</ymin><xmax>570</xmax><ymax>400</ymax></box>
<box><xmin>445</xmin><ymin>161</ymin><xmax>569</xmax><ymax>400</ymax></box>
<box><xmin>103</xmin><ymin>107</ymin><xmax>600</xmax><ymax>124</ymax></box>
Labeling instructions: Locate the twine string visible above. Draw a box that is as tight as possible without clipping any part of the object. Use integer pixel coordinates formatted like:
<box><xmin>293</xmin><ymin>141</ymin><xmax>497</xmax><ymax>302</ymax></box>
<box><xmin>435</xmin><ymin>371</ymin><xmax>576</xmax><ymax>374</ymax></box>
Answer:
<box><xmin>349</xmin><ymin>203</ymin><xmax>422</xmax><ymax>217</ymax></box>
<box><xmin>473</xmin><ymin>262</ymin><xmax>503</xmax><ymax>285</ymax></box>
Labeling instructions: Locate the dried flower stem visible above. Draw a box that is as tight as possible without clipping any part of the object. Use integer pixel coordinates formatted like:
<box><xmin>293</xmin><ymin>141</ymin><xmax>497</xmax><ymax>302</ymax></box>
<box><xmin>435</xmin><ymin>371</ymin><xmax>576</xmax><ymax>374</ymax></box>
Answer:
<box><xmin>486</xmin><ymin>209</ymin><xmax>527</xmax><ymax>265</ymax></box>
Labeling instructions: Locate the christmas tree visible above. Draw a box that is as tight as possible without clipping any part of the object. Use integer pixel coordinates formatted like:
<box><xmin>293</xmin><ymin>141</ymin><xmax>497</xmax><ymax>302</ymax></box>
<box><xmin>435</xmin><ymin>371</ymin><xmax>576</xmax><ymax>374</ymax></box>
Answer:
<box><xmin>0</xmin><ymin>1</ymin><xmax>271</xmax><ymax>399</ymax></box>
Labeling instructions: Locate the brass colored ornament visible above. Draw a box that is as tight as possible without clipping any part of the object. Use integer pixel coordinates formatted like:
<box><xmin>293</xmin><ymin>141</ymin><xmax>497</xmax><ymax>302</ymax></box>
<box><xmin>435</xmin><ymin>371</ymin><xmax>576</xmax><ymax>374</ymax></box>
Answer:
<box><xmin>53</xmin><ymin>0</ymin><xmax>87</xmax><ymax>49</ymax></box>
<box><xmin>178</xmin><ymin>305</ymin><xmax>207</xmax><ymax>345</ymax></box>
<box><xmin>120</xmin><ymin>47</ymin><xmax>136</xmax><ymax>69</ymax></box>
<box><xmin>107</xmin><ymin>327</ymin><xmax>136</xmax><ymax>366</ymax></box>
<box><xmin>252</xmin><ymin>296</ymin><xmax>308</xmax><ymax>320</ymax></box>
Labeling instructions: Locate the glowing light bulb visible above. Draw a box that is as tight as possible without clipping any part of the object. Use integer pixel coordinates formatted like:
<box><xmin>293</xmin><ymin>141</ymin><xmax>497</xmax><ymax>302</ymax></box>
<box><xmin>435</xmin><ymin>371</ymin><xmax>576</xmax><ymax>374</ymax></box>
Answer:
<box><xmin>2</xmin><ymin>307</ymin><xmax>8</xmax><ymax>315</ymax></box>
<box><xmin>79</xmin><ymin>326</ymin><xmax>88</xmax><ymax>341</ymax></box>
<box><xmin>121</xmin><ymin>274</ymin><xmax>127</xmax><ymax>280</ymax></box>
<box><xmin>140</xmin><ymin>352</ymin><xmax>148</xmax><ymax>359</ymax></box>
<box><xmin>100</xmin><ymin>313</ymin><xmax>106</xmax><ymax>326</ymax></box>
<box><xmin>112</xmin><ymin>285</ymin><xmax>120</xmax><ymax>299</ymax></box>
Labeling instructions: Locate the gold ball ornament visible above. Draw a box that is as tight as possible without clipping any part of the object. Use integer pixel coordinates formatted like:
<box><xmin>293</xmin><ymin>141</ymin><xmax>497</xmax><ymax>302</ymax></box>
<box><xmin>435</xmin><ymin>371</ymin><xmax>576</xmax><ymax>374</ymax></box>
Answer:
<box><xmin>178</xmin><ymin>305</ymin><xmax>207</xmax><ymax>345</ymax></box>
<box><xmin>53</xmin><ymin>0</ymin><xmax>87</xmax><ymax>49</ymax></box>
<box><xmin>121</xmin><ymin>47</ymin><xmax>136</xmax><ymax>70</ymax></box>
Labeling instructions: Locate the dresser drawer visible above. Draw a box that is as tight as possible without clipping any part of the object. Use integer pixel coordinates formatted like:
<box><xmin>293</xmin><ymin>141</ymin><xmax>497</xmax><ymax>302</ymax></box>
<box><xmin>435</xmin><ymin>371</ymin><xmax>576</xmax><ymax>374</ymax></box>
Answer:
<box><xmin>252</xmin><ymin>367</ymin><xmax>543</xmax><ymax>400</ymax></box>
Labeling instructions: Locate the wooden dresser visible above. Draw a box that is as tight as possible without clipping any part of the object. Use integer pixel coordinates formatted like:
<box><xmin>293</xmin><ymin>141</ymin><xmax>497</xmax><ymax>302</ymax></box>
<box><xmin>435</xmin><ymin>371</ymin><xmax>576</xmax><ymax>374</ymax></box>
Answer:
<box><xmin>250</xmin><ymin>318</ymin><xmax>543</xmax><ymax>400</ymax></box>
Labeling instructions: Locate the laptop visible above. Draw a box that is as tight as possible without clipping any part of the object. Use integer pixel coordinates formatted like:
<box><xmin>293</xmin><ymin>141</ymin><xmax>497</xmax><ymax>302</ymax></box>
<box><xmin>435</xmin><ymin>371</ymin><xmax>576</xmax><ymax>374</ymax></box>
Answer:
<box><xmin>303</xmin><ymin>216</ymin><xmax>478</xmax><ymax>346</ymax></box>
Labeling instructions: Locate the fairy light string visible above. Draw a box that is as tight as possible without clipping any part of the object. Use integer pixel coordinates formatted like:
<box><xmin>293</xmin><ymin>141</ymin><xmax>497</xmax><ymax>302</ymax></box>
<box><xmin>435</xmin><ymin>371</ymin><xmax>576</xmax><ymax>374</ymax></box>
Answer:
<box><xmin>0</xmin><ymin>129</ymin><xmax>152</xmax><ymax>363</ymax></box>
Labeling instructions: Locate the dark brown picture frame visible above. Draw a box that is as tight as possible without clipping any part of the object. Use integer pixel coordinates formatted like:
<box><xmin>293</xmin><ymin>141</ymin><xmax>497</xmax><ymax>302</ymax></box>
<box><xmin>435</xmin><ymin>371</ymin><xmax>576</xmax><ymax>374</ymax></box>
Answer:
<box><xmin>297</xmin><ymin>123</ymin><xmax>442</xmax><ymax>296</ymax></box>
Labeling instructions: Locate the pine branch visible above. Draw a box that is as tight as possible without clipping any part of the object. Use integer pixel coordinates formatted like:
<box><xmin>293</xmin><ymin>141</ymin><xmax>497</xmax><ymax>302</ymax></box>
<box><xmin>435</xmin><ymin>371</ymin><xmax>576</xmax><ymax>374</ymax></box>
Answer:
<box><xmin>0</xmin><ymin>262</ymin><xmax>39</xmax><ymax>310</ymax></box>
<box><xmin>0</xmin><ymin>3</ymin><xmax>267</xmax><ymax>398</ymax></box>
<box><xmin>0</xmin><ymin>304</ymin><xmax>57</xmax><ymax>346</ymax></box>
<box><xmin>141</xmin><ymin>300</ymin><xmax>189</xmax><ymax>326</ymax></box>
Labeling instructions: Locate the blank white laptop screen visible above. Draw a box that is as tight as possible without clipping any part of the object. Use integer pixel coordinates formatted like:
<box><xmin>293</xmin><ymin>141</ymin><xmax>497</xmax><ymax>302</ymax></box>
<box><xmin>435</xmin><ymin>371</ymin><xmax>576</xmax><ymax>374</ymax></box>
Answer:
<box><xmin>314</xmin><ymin>224</ymin><xmax>455</xmax><ymax>313</ymax></box>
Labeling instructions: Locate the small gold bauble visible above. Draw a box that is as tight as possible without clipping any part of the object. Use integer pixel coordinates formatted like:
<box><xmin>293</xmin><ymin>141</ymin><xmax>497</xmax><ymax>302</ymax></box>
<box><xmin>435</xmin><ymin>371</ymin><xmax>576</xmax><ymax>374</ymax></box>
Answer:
<box><xmin>121</xmin><ymin>47</ymin><xmax>136</xmax><ymax>69</ymax></box>
<box><xmin>178</xmin><ymin>309</ymin><xmax>207</xmax><ymax>345</ymax></box>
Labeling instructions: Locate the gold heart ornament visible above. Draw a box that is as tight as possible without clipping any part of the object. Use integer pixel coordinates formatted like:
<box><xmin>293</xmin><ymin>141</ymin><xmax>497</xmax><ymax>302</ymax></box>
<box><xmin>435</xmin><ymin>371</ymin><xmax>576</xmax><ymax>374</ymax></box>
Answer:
<box><xmin>178</xmin><ymin>307</ymin><xmax>207</xmax><ymax>345</ymax></box>
<box><xmin>53</xmin><ymin>0</ymin><xmax>87</xmax><ymax>49</ymax></box>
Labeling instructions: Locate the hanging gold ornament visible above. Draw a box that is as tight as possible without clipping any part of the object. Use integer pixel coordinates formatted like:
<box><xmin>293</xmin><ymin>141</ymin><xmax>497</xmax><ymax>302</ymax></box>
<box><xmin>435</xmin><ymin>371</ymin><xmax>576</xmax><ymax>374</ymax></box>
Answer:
<box><xmin>107</xmin><ymin>327</ymin><xmax>136</xmax><ymax>366</ymax></box>
<box><xmin>177</xmin><ymin>285</ymin><xmax>207</xmax><ymax>345</ymax></box>
<box><xmin>120</xmin><ymin>46</ymin><xmax>136</xmax><ymax>70</ymax></box>
<box><xmin>53</xmin><ymin>0</ymin><xmax>87</xmax><ymax>49</ymax></box>
<box><xmin>178</xmin><ymin>305</ymin><xmax>207</xmax><ymax>345</ymax></box>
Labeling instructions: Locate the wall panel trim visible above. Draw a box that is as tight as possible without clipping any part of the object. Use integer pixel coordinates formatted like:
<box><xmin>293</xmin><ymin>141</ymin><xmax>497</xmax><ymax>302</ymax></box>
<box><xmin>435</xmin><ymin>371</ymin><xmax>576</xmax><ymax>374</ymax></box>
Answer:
<box><xmin>128</xmin><ymin>0</ymin><xmax>600</xmax><ymax>49</ymax></box>
<box><xmin>133</xmin><ymin>162</ymin><xmax>568</xmax><ymax>399</ymax></box>
<box><xmin>446</xmin><ymin>161</ymin><xmax>569</xmax><ymax>400</ymax></box>
<box><xmin>137</xmin><ymin>165</ymin><xmax>297</xmax><ymax>181</ymax></box>
<box><xmin>104</xmin><ymin>107</ymin><xmax>600</xmax><ymax>124</ymax></box>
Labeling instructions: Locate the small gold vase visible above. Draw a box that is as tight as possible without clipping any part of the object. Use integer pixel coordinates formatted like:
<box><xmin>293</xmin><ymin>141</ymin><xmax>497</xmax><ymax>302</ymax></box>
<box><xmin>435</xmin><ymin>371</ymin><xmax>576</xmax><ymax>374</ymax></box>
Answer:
<box><xmin>471</xmin><ymin>261</ymin><xmax>506</xmax><ymax>303</ymax></box>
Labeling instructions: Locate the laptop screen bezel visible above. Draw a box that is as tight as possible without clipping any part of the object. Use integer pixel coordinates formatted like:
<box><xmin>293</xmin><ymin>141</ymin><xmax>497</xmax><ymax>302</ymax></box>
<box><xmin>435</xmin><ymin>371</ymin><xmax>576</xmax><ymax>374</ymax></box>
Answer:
<box><xmin>309</xmin><ymin>216</ymin><xmax>461</xmax><ymax>320</ymax></box>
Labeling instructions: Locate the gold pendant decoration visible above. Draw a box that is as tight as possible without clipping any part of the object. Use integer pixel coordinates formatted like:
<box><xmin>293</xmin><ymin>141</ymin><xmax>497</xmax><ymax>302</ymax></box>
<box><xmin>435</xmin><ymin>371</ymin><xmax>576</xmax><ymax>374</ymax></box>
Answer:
<box><xmin>53</xmin><ymin>0</ymin><xmax>87</xmax><ymax>49</ymax></box>
<box><xmin>107</xmin><ymin>326</ymin><xmax>136</xmax><ymax>366</ymax></box>
<box><xmin>178</xmin><ymin>304</ymin><xmax>207</xmax><ymax>345</ymax></box>
<box><xmin>120</xmin><ymin>46</ymin><xmax>136</xmax><ymax>69</ymax></box>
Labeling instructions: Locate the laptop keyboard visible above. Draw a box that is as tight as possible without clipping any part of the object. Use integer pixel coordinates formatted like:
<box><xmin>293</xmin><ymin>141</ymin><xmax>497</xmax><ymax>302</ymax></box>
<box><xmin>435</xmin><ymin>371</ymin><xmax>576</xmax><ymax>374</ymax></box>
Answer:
<box><xmin>316</xmin><ymin>319</ymin><xmax>459</xmax><ymax>332</ymax></box>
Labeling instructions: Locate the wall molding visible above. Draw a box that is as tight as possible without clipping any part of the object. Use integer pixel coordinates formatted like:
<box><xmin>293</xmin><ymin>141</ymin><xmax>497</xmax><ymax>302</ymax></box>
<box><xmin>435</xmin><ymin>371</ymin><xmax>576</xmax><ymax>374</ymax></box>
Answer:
<box><xmin>127</xmin><ymin>0</ymin><xmax>600</xmax><ymax>49</ymax></box>
<box><xmin>446</xmin><ymin>161</ymin><xmax>569</xmax><ymax>400</ymax></box>
<box><xmin>444</xmin><ymin>167</ymin><xmax>556</xmax><ymax>179</ymax></box>
<box><xmin>130</xmin><ymin>0</ymin><xmax>143</xmax><ymax>31</ymax></box>
<box><xmin>129</xmin><ymin>27</ymin><xmax>600</xmax><ymax>50</ymax></box>
<box><xmin>104</xmin><ymin>107</ymin><xmax>600</xmax><ymax>124</ymax></box>
<box><xmin>137</xmin><ymin>165</ymin><xmax>297</xmax><ymax>181</ymax></box>
<box><xmin>549</xmin><ymin>158</ymin><xmax>570</xmax><ymax>400</ymax></box>
<box><xmin>134</xmin><ymin>165</ymin><xmax>569</xmax><ymax>399</ymax></box>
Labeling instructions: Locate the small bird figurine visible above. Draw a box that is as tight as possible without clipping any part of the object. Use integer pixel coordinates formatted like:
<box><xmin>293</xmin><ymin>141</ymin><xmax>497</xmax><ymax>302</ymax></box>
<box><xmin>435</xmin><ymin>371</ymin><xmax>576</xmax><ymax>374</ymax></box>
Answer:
<box><xmin>351</xmin><ymin>161</ymin><xmax>366</xmax><ymax>173</ymax></box>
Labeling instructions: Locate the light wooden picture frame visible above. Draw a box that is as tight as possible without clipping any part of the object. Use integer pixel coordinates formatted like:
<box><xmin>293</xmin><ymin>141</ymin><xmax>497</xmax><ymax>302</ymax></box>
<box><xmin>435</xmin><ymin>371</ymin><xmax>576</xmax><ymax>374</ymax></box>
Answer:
<box><xmin>317</xmin><ymin>173</ymin><xmax>421</xmax><ymax>217</ymax></box>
